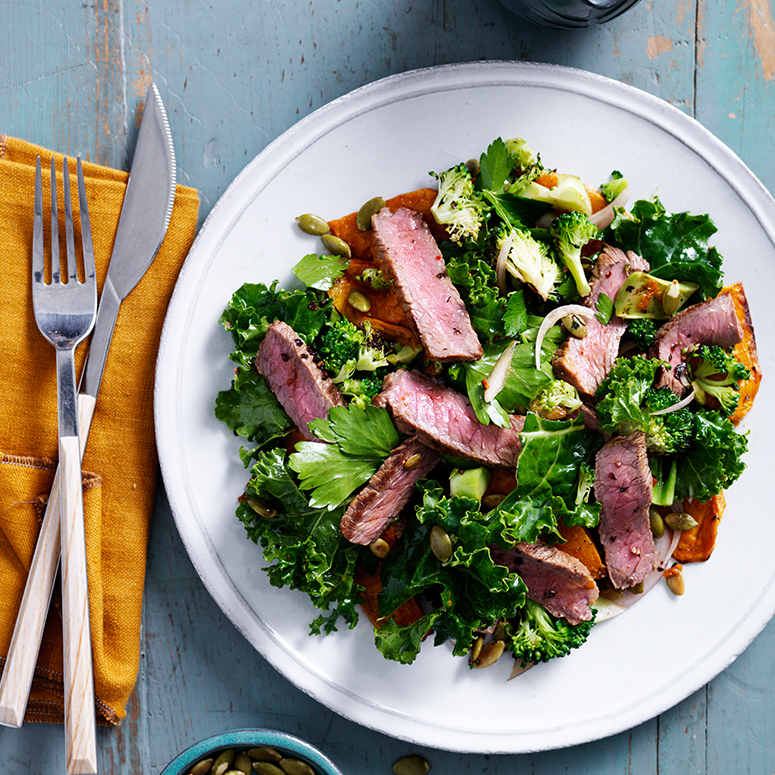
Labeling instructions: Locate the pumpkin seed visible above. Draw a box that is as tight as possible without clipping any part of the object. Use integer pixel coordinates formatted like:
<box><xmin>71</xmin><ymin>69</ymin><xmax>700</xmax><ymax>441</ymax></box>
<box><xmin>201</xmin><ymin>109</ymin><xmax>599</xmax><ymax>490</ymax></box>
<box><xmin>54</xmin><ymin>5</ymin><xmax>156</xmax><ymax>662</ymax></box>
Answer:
<box><xmin>482</xmin><ymin>493</ymin><xmax>506</xmax><ymax>509</ymax></box>
<box><xmin>469</xmin><ymin>635</ymin><xmax>484</xmax><ymax>663</ymax></box>
<box><xmin>356</xmin><ymin>196</ymin><xmax>386</xmax><ymax>230</ymax></box>
<box><xmin>392</xmin><ymin>754</ymin><xmax>430</xmax><ymax>775</ymax></box>
<box><xmin>492</xmin><ymin>620</ymin><xmax>508</xmax><ymax>641</ymax></box>
<box><xmin>347</xmin><ymin>289</ymin><xmax>371</xmax><ymax>312</ymax></box>
<box><xmin>225</xmin><ymin>770</ymin><xmax>246</xmax><ymax>775</ymax></box>
<box><xmin>666</xmin><ymin>567</ymin><xmax>685</xmax><ymax>596</ymax></box>
<box><xmin>188</xmin><ymin>759</ymin><xmax>214</xmax><ymax>775</ymax></box>
<box><xmin>295</xmin><ymin>213</ymin><xmax>330</xmax><ymax>236</ymax></box>
<box><xmin>321</xmin><ymin>233</ymin><xmax>352</xmax><ymax>257</ymax></box>
<box><xmin>247</xmin><ymin>748</ymin><xmax>283</xmax><ymax>763</ymax></box>
<box><xmin>279</xmin><ymin>758</ymin><xmax>316</xmax><ymax>775</ymax></box>
<box><xmin>562</xmin><ymin>314</ymin><xmax>588</xmax><ymax>338</ymax></box>
<box><xmin>252</xmin><ymin>763</ymin><xmax>285</xmax><ymax>775</ymax></box>
<box><xmin>471</xmin><ymin>638</ymin><xmax>505</xmax><ymax>668</ymax></box>
<box><xmin>234</xmin><ymin>752</ymin><xmax>254</xmax><ymax>775</ymax></box>
<box><xmin>370</xmin><ymin>538</ymin><xmax>390</xmax><ymax>558</ymax></box>
<box><xmin>466</xmin><ymin>158</ymin><xmax>481</xmax><ymax>177</ymax></box>
<box><xmin>629</xmin><ymin>580</ymin><xmax>645</xmax><ymax>595</ymax></box>
<box><xmin>213</xmin><ymin>750</ymin><xmax>235</xmax><ymax>775</ymax></box>
<box><xmin>664</xmin><ymin>511</ymin><xmax>699</xmax><ymax>531</ymax></box>
<box><xmin>403</xmin><ymin>453</ymin><xmax>421</xmax><ymax>470</ymax></box>
<box><xmin>649</xmin><ymin>508</ymin><xmax>665</xmax><ymax>539</ymax></box>
<box><xmin>430</xmin><ymin>524</ymin><xmax>452</xmax><ymax>563</ymax></box>
<box><xmin>661</xmin><ymin>279</ymin><xmax>683</xmax><ymax>316</ymax></box>
<box><xmin>247</xmin><ymin>498</ymin><xmax>278</xmax><ymax>518</ymax></box>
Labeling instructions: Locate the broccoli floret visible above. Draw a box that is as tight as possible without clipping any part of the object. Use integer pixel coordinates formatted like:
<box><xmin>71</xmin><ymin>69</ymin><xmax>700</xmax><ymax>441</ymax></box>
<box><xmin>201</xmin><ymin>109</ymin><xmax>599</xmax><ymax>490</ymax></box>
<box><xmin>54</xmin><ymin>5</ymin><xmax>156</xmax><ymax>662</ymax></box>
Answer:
<box><xmin>316</xmin><ymin>318</ymin><xmax>362</xmax><ymax>374</ymax></box>
<box><xmin>529</xmin><ymin>379</ymin><xmax>582</xmax><ymax>420</ymax></box>
<box><xmin>575</xmin><ymin>461</ymin><xmax>596</xmax><ymax>506</ymax></box>
<box><xmin>357</xmin><ymin>266</ymin><xmax>391</xmax><ymax>290</ymax></box>
<box><xmin>495</xmin><ymin>227</ymin><xmax>562</xmax><ymax>301</ymax></box>
<box><xmin>599</xmin><ymin>170</ymin><xmax>629</xmax><ymax>203</ymax></box>
<box><xmin>509</xmin><ymin>599</ymin><xmax>595</xmax><ymax>667</ymax></box>
<box><xmin>549</xmin><ymin>211</ymin><xmax>598</xmax><ymax>298</ymax></box>
<box><xmin>627</xmin><ymin>318</ymin><xmax>657</xmax><ymax>351</ymax></box>
<box><xmin>504</xmin><ymin>137</ymin><xmax>541</xmax><ymax>174</ymax></box>
<box><xmin>338</xmin><ymin>369</ymin><xmax>388</xmax><ymax>409</ymax></box>
<box><xmin>642</xmin><ymin>388</ymin><xmax>694</xmax><ymax>456</ymax></box>
<box><xmin>316</xmin><ymin>319</ymin><xmax>390</xmax><ymax>404</ymax></box>
<box><xmin>430</xmin><ymin>163</ymin><xmax>488</xmax><ymax>245</ymax></box>
<box><xmin>689</xmin><ymin>345</ymin><xmax>751</xmax><ymax>416</ymax></box>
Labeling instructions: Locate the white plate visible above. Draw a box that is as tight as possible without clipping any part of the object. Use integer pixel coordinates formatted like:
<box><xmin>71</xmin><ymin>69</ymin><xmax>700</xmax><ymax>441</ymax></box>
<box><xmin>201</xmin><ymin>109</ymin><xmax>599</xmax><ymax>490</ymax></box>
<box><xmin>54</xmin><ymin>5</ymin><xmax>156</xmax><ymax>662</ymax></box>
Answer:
<box><xmin>155</xmin><ymin>61</ymin><xmax>775</xmax><ymax>754</ymax></box>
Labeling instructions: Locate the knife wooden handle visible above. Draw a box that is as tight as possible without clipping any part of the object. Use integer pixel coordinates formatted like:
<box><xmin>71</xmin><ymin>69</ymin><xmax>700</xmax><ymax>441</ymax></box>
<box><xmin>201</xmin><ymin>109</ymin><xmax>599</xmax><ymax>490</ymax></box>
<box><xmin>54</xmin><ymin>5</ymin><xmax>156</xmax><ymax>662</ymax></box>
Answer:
<box><xmin>59</xmin><ymin>433</ymin><xmax>97</xmax><ymax>775</ymax></box>
<box><xmin>0</xmin><ymin>476</ymin><xmax>61</xmax><ymax>727</ymax></box>
<box><xmin>0</xmin><ymin>394</ymin><xmax>96</xmax><ymax>731</ymax></box>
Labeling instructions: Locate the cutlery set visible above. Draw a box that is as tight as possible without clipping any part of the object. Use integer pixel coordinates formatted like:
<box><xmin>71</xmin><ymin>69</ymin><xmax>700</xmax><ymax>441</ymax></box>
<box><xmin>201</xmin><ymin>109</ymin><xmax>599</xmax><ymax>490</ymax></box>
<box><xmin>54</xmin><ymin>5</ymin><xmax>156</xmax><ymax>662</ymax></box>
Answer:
<box><xmin>0</xmin><ymin>83</ymin><xmax>177</xmax><ymax>775</ymax></box>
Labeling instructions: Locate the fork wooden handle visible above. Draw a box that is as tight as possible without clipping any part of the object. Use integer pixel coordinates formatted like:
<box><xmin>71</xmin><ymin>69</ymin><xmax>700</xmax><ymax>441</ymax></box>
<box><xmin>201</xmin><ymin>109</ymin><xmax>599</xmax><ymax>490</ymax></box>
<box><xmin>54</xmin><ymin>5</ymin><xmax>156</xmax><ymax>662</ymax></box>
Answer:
<box><xmin>0</xmin><ymin>394</ymin><xmax>97</xmax><ymax>740</ymax></box>
<box><xmin>59</xmin><ymin>432</ymin><xmax>97</xmax><ymax>775</ymax></box>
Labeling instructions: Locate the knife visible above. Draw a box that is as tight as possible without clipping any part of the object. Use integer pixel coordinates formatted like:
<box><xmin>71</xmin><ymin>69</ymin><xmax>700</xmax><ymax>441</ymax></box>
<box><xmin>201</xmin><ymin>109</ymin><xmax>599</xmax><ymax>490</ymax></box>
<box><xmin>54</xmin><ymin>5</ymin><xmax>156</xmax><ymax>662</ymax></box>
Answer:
<box><xmin>0</xmin><ymin>82</ymin><xmax>176</xmax><ymax>736</ymax></box>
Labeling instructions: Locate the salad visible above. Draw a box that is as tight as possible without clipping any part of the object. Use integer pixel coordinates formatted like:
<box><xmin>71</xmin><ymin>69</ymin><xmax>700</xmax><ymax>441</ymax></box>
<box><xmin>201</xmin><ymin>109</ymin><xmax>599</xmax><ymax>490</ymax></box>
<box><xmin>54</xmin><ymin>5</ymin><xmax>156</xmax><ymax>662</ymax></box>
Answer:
<box><xmin>215</xmin><ymin>136</ymin><xmax>760</xmax><ymax>672</ymax></box>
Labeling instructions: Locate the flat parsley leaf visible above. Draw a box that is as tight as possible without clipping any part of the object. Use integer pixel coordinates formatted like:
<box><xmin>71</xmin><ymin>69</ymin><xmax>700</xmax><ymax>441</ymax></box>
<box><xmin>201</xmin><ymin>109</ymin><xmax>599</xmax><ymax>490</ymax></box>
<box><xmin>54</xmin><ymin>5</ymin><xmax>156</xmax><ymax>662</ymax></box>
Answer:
<box><xmin>478</xmin><ymin>137</ymin><xmax>512</xmax><ymax>193</ymax></box>
<box><xmin>289</xmin><ymin>404</ymin><xmax>400</xmax><ymax>508</ymax></box>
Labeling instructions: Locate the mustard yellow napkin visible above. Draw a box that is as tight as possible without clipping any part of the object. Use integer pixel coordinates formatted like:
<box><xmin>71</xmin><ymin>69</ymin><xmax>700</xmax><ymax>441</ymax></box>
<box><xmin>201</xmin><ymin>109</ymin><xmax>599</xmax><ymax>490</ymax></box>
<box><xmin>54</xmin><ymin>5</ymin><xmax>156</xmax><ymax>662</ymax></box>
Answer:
<box><xmin>0</xmin><ymin>136</ymin><xmax>199</xmax><ymax>724</ymax></box>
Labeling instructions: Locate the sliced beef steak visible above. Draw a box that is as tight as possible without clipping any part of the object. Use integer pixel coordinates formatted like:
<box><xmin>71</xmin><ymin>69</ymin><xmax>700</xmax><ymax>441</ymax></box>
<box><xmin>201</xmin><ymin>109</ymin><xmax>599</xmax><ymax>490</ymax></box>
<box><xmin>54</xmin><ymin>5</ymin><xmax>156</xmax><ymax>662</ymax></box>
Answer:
<box><xmin>255</xmin><ymin>320</ymin><xmax>345</xmax><ymax>441</ymax></box>
<box><xmin>340</xmin><ymin>435</ymin><xmax>440</xmax><ymax>545</ymax></box>
<box><xmin>552</xmin><ymin>246</ymin><xmax>649</xmax><ymax>398</ymax></box>
<box><xmin>491</xmin><ymin>541</ymin><xmax>598</xmax><ymax>624</ymax></box>
<box><xmin>594</xmin><ymin>432</ymin><xmax>656</xmax><ymax>589</ymax></box>
<box><xmin>650</xmin><ymin>292</ymin><xmax>744</xmax><ymax>395</ymax></box>
<box><xmin>371</xmin><ymin>207</ymin><xmax>482</xmax><ymax>362</ymax></box>
<box><xmin>374</xmin><ymin>369</ymin><xmax>524</xmax><ymax>467</ymax></box>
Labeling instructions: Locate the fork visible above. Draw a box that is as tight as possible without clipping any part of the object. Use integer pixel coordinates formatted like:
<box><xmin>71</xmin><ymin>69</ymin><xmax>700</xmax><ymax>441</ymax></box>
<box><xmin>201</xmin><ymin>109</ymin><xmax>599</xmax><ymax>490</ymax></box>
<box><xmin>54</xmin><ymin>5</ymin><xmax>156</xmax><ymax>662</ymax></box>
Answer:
<box><xmin>32</xmin><ymin>156</ymin><xmax>98</xmax><ymax>775</ymax></box>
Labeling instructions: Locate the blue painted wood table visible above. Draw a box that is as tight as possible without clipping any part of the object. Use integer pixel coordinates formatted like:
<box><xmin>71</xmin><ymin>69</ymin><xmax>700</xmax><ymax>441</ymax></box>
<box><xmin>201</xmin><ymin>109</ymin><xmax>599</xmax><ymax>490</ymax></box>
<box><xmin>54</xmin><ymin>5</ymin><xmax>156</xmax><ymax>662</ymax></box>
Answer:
<box><xmin>3</xmin><ymin>0</ymin><xmax>775</xmax><ymax>772</ymax></box>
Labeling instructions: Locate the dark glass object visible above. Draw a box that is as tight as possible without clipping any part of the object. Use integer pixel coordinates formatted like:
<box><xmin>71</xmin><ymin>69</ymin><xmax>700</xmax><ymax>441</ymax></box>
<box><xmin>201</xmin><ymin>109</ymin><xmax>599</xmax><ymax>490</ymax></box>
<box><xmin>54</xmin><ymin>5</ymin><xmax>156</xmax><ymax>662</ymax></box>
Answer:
<box><xmin>500</xmin><ymin>0</ymin><xmax>642</xmax><ymax>28</ymax></box>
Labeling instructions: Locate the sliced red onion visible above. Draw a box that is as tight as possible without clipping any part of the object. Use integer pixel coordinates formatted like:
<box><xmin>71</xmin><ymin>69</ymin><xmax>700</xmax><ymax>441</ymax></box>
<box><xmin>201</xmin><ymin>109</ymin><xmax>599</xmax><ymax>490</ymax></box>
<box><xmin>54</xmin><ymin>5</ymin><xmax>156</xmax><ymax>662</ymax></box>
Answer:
<box><xmin>650</xmin><ymin>389</ymin><xmax>696</xmax><ymax>415</ymax></box>
<box><xmin>534</xmin><ymin>305</ymin><xmax>596</xmax><ymax>369</ymax></box>
<box><xmin>495</xmin><ymin>231</ymin><xmax>515</xmax><ymax>294</ymax></box>
<box><xmin>594</xmin><ymin>527</ymin><xmax>681</xmax><ymax>619</ymax></box>
<box><xmin>589</xmin><ymin>188</ymin><xmax>630</xmax><ymax>230</ymax></box>
<box><xmin>535</xmin><ymin>209</ymin><xmax>558</xmax><ymax>228</ymax></box>
<box><xmin>484</xmin><ymin>340</ymin><xmax>517</xmax><ymax>403</ymax></box>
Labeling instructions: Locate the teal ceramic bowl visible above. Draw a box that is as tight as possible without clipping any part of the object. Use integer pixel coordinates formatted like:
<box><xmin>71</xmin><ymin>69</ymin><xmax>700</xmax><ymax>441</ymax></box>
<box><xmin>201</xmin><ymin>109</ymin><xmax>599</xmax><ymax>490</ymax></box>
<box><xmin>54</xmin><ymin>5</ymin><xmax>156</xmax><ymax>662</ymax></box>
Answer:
<box><xmin>159</xmin><ymin>729</ymin><xmax>343</xmax><ymax>775</ymax></box>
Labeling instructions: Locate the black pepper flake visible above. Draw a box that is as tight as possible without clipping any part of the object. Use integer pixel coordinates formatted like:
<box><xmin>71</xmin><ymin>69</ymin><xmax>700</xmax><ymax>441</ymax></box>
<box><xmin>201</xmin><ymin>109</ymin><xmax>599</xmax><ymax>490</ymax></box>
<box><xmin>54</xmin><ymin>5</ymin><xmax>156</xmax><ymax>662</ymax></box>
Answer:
<box><xmin>281</xmin><ymin>353</ymin><xmax>290</xmax><ymax>362</ymax></box>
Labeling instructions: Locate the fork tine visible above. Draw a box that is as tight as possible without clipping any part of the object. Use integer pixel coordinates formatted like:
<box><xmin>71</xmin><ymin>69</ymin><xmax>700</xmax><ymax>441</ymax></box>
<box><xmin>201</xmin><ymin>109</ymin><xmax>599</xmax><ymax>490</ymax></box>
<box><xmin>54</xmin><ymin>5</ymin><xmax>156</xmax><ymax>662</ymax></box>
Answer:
<box><xmin>32</xmin><ymin>157</ymin><xmax>45</xmax><ymax>285</ymax></box>
<box><xmin>49</xmin><ymin>157</ymin><xmax>60</xmax><ymax>284</ymax></box>
<box><xmin>76</xmin><ymin>158</ymin><xmax>96</xmax><ymax>285</ymax></box>
<box><xmin>62</xmin><ymin>157</ymin><xmax>78</xmax><ymax>285</ymax></box>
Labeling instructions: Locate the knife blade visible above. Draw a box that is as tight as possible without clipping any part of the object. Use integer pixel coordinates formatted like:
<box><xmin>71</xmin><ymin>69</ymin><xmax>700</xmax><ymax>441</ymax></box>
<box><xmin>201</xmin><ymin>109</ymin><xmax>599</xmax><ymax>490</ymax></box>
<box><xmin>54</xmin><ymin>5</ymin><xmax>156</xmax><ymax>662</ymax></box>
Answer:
<box><xmin>0</xmin><ymin>82</ymin><xmax>176</xmax><ymax>731</ymax></box>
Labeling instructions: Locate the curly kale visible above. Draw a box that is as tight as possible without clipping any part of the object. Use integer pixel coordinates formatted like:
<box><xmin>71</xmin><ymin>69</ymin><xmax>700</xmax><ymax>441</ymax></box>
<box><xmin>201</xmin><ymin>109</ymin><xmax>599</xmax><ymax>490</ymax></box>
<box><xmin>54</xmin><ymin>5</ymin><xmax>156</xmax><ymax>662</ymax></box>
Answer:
<box><xmin>510</xmin><ymin>599</ymin><xmax>595</xmax><ymax>667</ymax></box>
<box><xmin>595</xmin><ymin>358</ymin><xmax>694</xmax><ymax>455</ymax></box>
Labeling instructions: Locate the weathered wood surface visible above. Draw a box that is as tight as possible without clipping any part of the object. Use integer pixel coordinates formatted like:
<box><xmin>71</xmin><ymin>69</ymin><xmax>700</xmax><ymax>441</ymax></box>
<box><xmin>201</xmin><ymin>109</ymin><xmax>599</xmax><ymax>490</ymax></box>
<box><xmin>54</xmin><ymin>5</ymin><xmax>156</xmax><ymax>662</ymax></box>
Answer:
<box><xmin>2</xmin><ymin>0</ymin><xmax>775</xmax><ymax>772</ymax></box>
